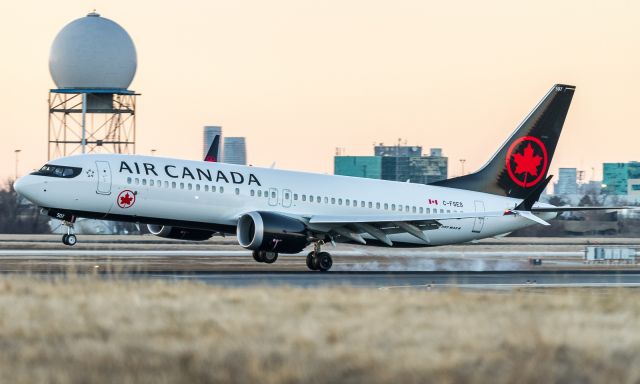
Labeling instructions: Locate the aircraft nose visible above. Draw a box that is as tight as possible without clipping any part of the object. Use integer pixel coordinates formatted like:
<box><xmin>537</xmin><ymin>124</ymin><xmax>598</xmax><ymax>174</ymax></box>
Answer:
<box><xmin>13</xmin><ymin>176</ymin><xmax>26</xmax><ymax>195</ymax></box>
<box><xmin>13</xmin><ymin>175</ymin><xmax>39</xmax><ymax>202</ymax></box>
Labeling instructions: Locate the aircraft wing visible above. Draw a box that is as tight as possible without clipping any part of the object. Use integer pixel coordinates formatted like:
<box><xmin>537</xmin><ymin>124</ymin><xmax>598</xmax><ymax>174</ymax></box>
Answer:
<box><xmin>309</xmin><ymin>212</ymin><xmax>504</xmax><ymax>224</ymax></box>
<box><xmin>308</xmin><ymin>211</ymin><xmax>505</xmax><ymax>246</ymax></box>
<box><xmin>531</xmin><ymin>206</ymin><xmax>633</xmax><ymax>212</ymax></box>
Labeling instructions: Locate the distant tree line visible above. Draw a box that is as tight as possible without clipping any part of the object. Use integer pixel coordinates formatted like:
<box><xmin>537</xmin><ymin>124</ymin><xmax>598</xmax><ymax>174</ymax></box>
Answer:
<box><xmin>0</xmin><ymin>179</ymin><xmax>50</xmax><ymax>234</ymax></box>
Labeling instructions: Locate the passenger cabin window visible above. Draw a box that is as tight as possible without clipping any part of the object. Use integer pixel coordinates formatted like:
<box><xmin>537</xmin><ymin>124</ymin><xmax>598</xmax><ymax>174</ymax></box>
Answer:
<box><xmin>235</xmin><ymin>188</ymin><xmax>240</xmax><ymax>195</ymax></box>
<box><xmin>142</xmin><ymin>179</ymin><xmax>147</xmax><ymax>186</ymax></box>
<box><xmin>310</xmin><ymin>196</ymin><xmax>314</xmax><ymax>202</ymax></box>
<box><xmin>302</xmin><ymin>195</ymin><xmax>306</xmax><ymax>201</ymax></box>
<box><xmin>172</xmin><ymin>182</ymin><xmax>177</xmax><ymax>189</ymax></box>
<box><xmin>127</xmin><ymin>177</ymin><xmax>132</xmax><ymax>184</ymax></box>
<box><xmin>220</xmin><ymin>187</ymin><xmax>224</xmax><ymax>193</ymax></box>
<box><xmin>250</xmin><ymin>190</ymin><xmax>255</xmax><ymax>196</ymax></box>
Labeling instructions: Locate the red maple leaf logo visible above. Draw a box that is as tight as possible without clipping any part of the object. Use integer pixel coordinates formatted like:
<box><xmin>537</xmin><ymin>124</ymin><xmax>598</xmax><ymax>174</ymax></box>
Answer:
<box><xmin>505</xmin><ymin>136</ymin><xmax>548</xmax><ymax>188</ymax></box>
<box><xmin>117</xmin><ymin>190</ymin><xmax>136</xmax><ymax>208</ymax></box>
<box><xmin>120</xmin><ymin>193</ymin><xmax>133</xmax><ymax>206</ymax></box>
<box><xmin>512</xmin><ymin>143</ymin><xmax>542</xmax><ymax>177</ymax></box>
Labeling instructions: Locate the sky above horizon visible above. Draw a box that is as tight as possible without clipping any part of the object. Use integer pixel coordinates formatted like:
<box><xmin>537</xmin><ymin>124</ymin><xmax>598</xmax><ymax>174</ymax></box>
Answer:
<box><xmin>1</xmin><ymin>0</ymin><xmax>639</xmax><ymax>183</ymax></box>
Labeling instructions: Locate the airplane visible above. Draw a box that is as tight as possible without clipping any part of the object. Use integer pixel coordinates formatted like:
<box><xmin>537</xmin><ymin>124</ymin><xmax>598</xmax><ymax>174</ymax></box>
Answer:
<box><xmin>14</xmin><ymin>84</ymin><xmax>624</xmax><ymax>271</ymax></box>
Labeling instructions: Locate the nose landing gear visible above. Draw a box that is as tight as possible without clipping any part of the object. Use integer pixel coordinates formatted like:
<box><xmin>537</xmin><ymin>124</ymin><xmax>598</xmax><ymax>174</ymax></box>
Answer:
<box><xmin>306</xmin><ymin>241</ymin><xmax>333</xmax><ymax>272</ymax></box>
<box><xmin>61</xmin><ymin>221</ymin><xmax>77</xmax><ymax>246</ymax></box>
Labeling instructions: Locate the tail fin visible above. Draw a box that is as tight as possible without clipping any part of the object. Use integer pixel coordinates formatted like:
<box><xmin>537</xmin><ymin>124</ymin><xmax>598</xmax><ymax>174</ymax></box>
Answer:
<box><xmin>204</xmin><ymin>135</ymin><xmax>220</xmax><ymax>162</ymax></box>
<box><xmin>432</xmin><ymin>84</ymin><xmax>575</xmax><ymax>199</ymax></box>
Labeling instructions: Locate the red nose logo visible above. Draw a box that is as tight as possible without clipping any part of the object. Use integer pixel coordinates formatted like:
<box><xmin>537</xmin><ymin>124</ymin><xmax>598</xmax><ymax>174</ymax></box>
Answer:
<box><xmin>117</xmin><ymin>190</ymin><xmax>136</xmax><ymax>209</ymax></box>
<box><xmin>505</xmin><ymin>136</ymin><xmax>548</xmax><ymax>188</ymax></box>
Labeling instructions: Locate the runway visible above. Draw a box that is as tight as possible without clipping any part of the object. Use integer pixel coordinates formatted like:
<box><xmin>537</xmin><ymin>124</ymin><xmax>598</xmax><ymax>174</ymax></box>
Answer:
<box><xmin>1</xmin><ymin>235</ymin><xmax>639</xmax><ymax>288</ymax></box>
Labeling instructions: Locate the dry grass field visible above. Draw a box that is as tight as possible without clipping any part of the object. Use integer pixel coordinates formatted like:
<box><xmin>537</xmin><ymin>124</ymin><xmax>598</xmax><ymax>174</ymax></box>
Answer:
<box><xmin>0</xmin><ymin>277</ymin><xmax>639</xmax><ymax>383</ymax></box>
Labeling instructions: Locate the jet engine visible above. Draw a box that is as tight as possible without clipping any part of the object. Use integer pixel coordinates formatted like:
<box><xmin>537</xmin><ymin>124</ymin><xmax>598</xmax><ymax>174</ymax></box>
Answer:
<box><xmin>237</xmin><ymin>211</ymin><xmax>309</xmax><ymax>253</ymax></box>
<box><xmin>147</xmin><ymin>225</ymin><xmax>214</xmax><ymax>241</ymax></box>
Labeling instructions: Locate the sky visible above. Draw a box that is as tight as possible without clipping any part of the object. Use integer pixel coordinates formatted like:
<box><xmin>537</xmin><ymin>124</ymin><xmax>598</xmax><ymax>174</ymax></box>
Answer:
<box><xmin>1</xmin><ymin>0</ymin><xmax>639</xmax><ymax>182</ymax></box>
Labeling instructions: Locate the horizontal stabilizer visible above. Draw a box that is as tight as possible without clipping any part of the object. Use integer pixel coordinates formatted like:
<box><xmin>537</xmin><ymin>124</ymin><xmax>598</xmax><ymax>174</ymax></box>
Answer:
<box><xmin>515</xmin><ymin>210</ymin><xmax>550</xmax><ymax>226</ymax></box>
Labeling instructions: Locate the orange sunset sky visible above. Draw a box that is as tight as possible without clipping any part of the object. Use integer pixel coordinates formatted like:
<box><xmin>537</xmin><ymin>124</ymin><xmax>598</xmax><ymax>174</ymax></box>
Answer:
<box><xmin>1</xmin><ymin>0</ymin><xmax>638</xmax><ymax>182</ymax></box>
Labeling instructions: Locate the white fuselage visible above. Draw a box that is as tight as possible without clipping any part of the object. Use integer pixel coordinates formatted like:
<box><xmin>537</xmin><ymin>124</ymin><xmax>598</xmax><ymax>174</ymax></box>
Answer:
<box><xmin>15</xmin><ymin>154</ymin><xmax>556</xmax><ymax>248</ymax></box>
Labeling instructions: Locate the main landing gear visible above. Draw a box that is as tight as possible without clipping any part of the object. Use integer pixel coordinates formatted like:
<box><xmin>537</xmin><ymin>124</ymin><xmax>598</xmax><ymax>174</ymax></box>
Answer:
<box><xmin>252</xmin><ymin>250</ymin><xmax>279</xmax><ymax>264</ymax></box>
<box><xmin>61</xmin><ymin>221</ymin><xmax>77</xmax><ymax>246</ymax></box>
<box><xmin>306</xmin><ymin>241</ymin><xmax>333</xmax><ymax>272</ymax></box>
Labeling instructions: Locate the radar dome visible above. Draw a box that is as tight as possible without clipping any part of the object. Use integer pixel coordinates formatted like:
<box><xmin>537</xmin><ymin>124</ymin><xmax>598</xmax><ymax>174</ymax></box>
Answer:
<box><xmin>49</xmin><ymin>12</ymin><xmax>137</xmax><ymax>90</ymax></box>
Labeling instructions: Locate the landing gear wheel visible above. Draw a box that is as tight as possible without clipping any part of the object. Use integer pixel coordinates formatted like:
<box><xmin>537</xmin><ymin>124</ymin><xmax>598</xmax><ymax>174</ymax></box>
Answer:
<box><xmin>65</xmin><ymin>234</ymin><xmax>77</xmax><ymax>247</ymax></box>
<box><xmin>316</xmin><ymin>252</ymin><xmax>333</xmax><ymax>272</ymax></box>
<box><xmin>263</xmin><ymin>252</ymin><xmax>278</xmax><ymax>264</ymax></box>
<box><xmin>306</xmin><ymin>252</ymin><xmax>318</xmax><ymax>271</ymax></box>
<box><xmin>62</xmin><ymin>234</ymin><xmax>69</xmax><ymax>245</ymax></box>
<box><xmin>253</xmin><ymin>250</ymin><xmax>265</xmax><ymax>263</ymax></box>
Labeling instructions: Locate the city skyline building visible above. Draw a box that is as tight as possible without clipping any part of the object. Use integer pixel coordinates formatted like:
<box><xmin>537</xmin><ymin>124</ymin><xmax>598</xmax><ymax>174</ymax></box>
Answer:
<box><xmin>334</xmin><ymin>145</ymin><xmax>447</xmax><ymax>184</ymax></box>
<box><xmin>203</xmin><ymin>126</ymin><xmax>222</xmax><ymax>159</ymax></box>
<box><xmin>374</xmin><ymin>144</ymin><xmax>422</xmax><ymax>157</ymax></box>
<box><xmin>603</xmin><ymin>162</ymin><xmax>640</xmax><ymax>195</ymax></box>
<box><xmin>334</xmin><ymin>156</ymin><xmax>382</xmax><ymax>179</ymax></box>
<box><xmin>556</xmin><ymin>168</ymin><xmax>578</xmax><ymax>195</ymax></box>
<box><xmin>223</xmin><ymin>137</ymin><xmax>247</xmax><ymax>165</ymax></box>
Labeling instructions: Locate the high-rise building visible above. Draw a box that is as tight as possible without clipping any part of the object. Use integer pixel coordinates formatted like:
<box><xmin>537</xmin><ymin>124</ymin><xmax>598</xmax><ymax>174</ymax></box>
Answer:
<box><xmin>203</xmin><ymin>126</ymin><xmax>222</xmax><ymax>159</ymax></box>
<box><xmin>409</xmin><ymin>150</ymin><xmax>448</xmax><ymax>184</ymax></box>
<box><xmin>223</xmin><ymin>137</ymin><xmax>247</xmax><ymax>165</ymax></box>
<box><xmin>603</xmin><ymin>162</ymin><xmax>640</xmax><ymax>195</ymax></box>
<box><xmin>334</xmin><ymin>156</ymin><xmax>381</xmax><ymax>179</ymax></box>
<box><xmin>556</xmin><ymin>168</ymin><xmax>578</xmax><ymax>195</ymax></box>
<box><xmin>374</xmin><ymin>144</ymin><xmax>422</xmax><ymax>157</ymax></box>
<box><xmin>381</xmin><ymin>157</ymin><xmax>411</xmax><ymax>182</ymax></box>
<box><xmin>334</xmin><ymin>145</ymin><xmax>447</xmax><ymax>185</ymax></box>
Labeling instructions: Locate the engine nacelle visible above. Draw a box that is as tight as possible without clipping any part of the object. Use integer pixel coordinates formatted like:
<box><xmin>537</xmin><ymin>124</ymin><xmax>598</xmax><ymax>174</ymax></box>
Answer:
<box><xmin>147</xmin><ymin>225</ymin><xmax>214</xmax><ymax>241</ymax></box>
<box><xmin>237</xmin><ymin>211</ymin><xmax>309</xmax><ymax>253</ymax></box>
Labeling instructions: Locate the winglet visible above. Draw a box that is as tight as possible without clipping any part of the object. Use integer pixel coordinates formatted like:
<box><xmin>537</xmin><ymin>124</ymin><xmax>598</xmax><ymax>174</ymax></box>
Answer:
<box><xmin>204</xmin><ymin>135</ymin><xmax>220</xmax><ymax>162</ymax></box>
<box><xmin>515</xmin><ymin>175</ymin><xmax>553</xmax><ymax>211</ymax></box>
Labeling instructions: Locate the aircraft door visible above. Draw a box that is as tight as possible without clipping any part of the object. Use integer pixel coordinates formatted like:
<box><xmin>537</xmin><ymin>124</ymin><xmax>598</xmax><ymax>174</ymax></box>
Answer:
<box><xmin>96</xmin><ymin>161</ymin><xmax>112</xmax><ymax>195</ymax></box>
<box><xmin>268</xmin><ymin>187</ymin><xmax>278</xmax><ymax>206</ymax></box>
<box><xmin>282</xmin><ymin>189</ymin><xmax>292</xmax><ymax>208</ymax></box>
<box><xmin>472</xmin><ymin>200</ymin><xmax>485</xmax><ymax>233</ymax></box>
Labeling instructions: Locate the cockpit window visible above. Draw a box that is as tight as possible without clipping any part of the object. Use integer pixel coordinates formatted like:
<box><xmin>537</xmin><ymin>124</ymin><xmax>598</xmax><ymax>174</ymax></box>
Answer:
<box><xmin>31</xmin><ymin>164</ymin><xmax>82</xmax><ymax>178</ymax></box>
